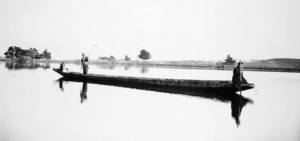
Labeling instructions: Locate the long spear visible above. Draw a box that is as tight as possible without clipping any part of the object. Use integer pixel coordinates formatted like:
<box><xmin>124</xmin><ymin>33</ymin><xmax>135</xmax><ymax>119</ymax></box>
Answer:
<box><xmin>87</xmin><ymin>44</ymin><xmax>98</xmax><ymax>58</ymax></box>
<box><xmin>239</xmin><ymin>61</ymin><xmax>243</xmax><ymax>119</ymax></box>
<box><xmin>80</xmin><ymin>44</ymin><xmax>98</xmax><ymax>72</ymax></box>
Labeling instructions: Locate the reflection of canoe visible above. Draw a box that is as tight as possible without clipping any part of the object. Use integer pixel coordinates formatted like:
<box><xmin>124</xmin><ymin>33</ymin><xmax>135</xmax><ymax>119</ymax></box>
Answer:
<box><xmin>53</xmin><ymin>68</ymin><xmax>254</xmax><ymax>92</ymax></box>
<box><xmin>58</xmin><ymin>75</ymin><xmax>254</xmax><ymax>127</ymax></box>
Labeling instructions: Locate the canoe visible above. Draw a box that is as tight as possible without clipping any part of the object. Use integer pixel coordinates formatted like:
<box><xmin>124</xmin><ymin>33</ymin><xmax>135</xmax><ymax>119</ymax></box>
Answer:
<box><xmin>53</xmin><ymin>68</ymin><xmax>254</xmax><ymax>92</ymax></box>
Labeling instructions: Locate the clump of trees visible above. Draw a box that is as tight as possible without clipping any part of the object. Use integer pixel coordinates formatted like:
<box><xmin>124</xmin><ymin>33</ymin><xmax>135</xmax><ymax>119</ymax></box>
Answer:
<box><xmin>42</xmin><ymin>49</ymin><xmax>51</xmax><ymax>60</ymax></box>
<box><xmin>124</xmin><ymin>55</ymin><xmax>131</xmax><ymax>61</ymax></box>
<box><xmin>4</xmin><ymin>46</ymin><xmax>51</xmax><ymax>60</ymax></box>
<box><xmin>97</xmin><ymin>49</ymin><xmax>151</xmax><ymax>62</ymax></box>
<box><xmin>99</xmin><ymin>55</ymin><xmax>116</xmax><ymax>61</ymax></box>
<box><xmin>138</xmin><ymin>49</ymin><xmax>151</xmax><ymax>61</ymax></box>
<box><xmin>224</xmin><ymin>55</ymin><xmax>235</xmax><ymax>65</ymax></box>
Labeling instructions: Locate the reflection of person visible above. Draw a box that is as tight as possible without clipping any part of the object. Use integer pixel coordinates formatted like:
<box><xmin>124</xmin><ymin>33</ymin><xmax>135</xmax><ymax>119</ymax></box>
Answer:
<box><xmin>231</xmin><ymin>94</ymin><xmax>253</xmax><ymax>127</ymax></box>
<box><xmin>232</xmin><ymin>61</ymin><xmax>248</xmax><ymax>89</ymax></box>
<box><xmin>80</xmin><ymin>82</ymin><xmax>88</xmax><ymax>103</ymax></box>
<box><xmin>81</xmin><ymin>53</ymin><xmax>89</xmax><ymax>74</ymax></box>
<box><xmin>59</xmin><ymin>79</ymin><xmax>64</xmax><ymax>91</ymax></box>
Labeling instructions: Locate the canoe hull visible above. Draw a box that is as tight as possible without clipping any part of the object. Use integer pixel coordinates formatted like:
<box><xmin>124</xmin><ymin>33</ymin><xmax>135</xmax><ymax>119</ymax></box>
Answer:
<box><xmin>53</xmin><ymin>68</ymin><xmax>254</xmax><ymax>92</ymax></box>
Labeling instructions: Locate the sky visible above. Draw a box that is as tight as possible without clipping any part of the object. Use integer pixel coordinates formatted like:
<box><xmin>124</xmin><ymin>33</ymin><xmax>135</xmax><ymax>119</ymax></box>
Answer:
<box><xmin>0</xmin><ymin>0</ymin><xmax>299</xmax><ymax>61</ymax></box>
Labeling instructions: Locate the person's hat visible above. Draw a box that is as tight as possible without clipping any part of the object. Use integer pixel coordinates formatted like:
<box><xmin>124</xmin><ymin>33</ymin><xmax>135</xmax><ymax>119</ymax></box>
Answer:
<box><xmin>238</xmin><ymin>61</ymin><xmax>243</xmax><ymax>66</ymax></box>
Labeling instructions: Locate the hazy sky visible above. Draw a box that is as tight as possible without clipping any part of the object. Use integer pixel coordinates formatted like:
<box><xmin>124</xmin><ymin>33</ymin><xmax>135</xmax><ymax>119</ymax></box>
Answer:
<box><xmin>0</xmin><ymin>0</ymin><xmax>299</xmax><ymax>61</ymax></box>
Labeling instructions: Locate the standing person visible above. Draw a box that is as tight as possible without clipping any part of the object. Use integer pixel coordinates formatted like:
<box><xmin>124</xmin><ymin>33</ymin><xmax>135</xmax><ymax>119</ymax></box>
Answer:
<box><xmin>81</xmin><ymin>53</ymin><xmax>89</xmax><ymax>74</ymax></box>
<box><xmin>232</xmin><ymin>61</ymin><xmax>248</xmax><ymax>89</ymax></box>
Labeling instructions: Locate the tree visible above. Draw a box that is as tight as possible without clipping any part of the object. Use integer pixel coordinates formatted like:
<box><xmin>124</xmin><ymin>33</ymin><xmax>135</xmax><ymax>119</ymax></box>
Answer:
<box><xmin>225</xmin><ymin>55</ymin><xmax>235</xmax><ymax>65</ymax></box>
<box><xmin>27</xmin><ymin>48</ymin><xmax>39</xmax><ymax>59</ymax></box>
<box><xmin>109</xmin><ymin>55</ymin><xmax>116</xmax><ymax>61</ymax></box>
<box><xmin>99</xmin><ymin>56</ymin><xmax>116</xmax><ymax>61</ymax></box>
<box><xmin>4</xmin><ymin>46</ymin><xmax>24</xmax><ymax>58</ymax></box>
<box><xmin>124</xmin><ymin>55</ymin><xmax>130</xmax><ymax>61</ymax></box>
<box><xmin>4</xmin><ymin>46</ymin><xmax>15</xmax><ymax>58</ymax></box>
<box><xmin>43</xmin><ymin>49</ymin><xmax>51</xmax><ymax>59</ymax></box>
<box><xmin>37</xmin><ymin>54</ymin><xmax>45</xmax><ymax>59</ymax></box>
<box><xmin>138</xmin><ymin>49</ymin><xmax>151</xmax><ymax>61</ymax></box>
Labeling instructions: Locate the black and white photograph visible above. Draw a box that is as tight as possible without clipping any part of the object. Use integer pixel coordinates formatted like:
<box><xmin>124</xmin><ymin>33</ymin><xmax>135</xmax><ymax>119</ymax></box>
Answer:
<box><xmin>0</xmin><ymin>0</ymin><xmax>300</xmax><ymax>141</ymax></box>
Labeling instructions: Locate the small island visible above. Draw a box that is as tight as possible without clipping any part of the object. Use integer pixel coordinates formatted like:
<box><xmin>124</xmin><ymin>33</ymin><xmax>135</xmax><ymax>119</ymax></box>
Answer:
<box><xmin>2</xmin><ymin>46</ymin><xmax>51</xmax><ymax>62</ymax></box>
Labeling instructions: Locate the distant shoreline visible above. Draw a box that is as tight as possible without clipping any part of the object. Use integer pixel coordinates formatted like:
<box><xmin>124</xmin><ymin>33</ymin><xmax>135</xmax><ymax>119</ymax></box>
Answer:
<box><xmin>1</xmin><ymin>58</ymin><xmax>300</xmax><ymax>73</ymax></box>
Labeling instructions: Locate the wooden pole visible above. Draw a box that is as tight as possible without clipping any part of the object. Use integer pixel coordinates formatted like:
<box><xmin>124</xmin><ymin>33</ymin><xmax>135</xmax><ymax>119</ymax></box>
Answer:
<box><xmin>239</xmin><ymin>61</ymin><xmax>242</xmax><ymax>96</ymax></box>
<box><xmin>87</xmin><ymin>45</ymin><xmax>98</xmax><ymax>58</ymax></box>
<box><xmin>239</xmin><ymin>62</ymin><xmax>242</xmax><ymax>117</ymax></box>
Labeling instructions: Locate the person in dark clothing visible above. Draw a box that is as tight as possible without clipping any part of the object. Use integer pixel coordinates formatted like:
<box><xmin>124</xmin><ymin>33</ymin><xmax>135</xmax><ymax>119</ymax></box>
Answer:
<box><xmin>59</xmin><ymin>62</ymin><xmax>65</xmax><ymax>71</ymax></box>
<box><xmin>59</xmin><ymin>62</ymin><xmax>68</xmax><ymax>72</ymax></box>
<box><xmin>59</xmin><ymin>79</ymin><xmax>64</xmax><ymax>91</ymax></box>
<box><xmin>232</xmin><ymin>61</ymin><xmax>248</xmax><ymax>89</ymax></box>
<box><xmin>81</xmin><ymin>53</ymin><xmax>89</xmax><ymax>74</ymax></box>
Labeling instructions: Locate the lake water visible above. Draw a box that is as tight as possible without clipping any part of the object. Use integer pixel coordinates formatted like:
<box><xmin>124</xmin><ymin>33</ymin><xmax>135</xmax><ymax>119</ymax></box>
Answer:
<box><xmin>1</xmin><ymin>62</ymin><xmax>300</xmax><ymax>141</ymax></box>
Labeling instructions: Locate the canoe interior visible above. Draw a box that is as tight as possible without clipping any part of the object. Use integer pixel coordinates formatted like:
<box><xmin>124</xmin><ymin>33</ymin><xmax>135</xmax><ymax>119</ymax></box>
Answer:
<box><xmin>53</xmin><ymin>68</ymin><xmax>254</xmax><ymax>92</ymax></box>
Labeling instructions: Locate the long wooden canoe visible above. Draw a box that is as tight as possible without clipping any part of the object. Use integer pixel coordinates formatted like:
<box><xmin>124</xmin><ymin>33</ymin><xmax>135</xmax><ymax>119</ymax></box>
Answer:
<box><xmin>53</xmin><ymin>68</ymin><xmax>254</xmax><ymax>92</ymax></box>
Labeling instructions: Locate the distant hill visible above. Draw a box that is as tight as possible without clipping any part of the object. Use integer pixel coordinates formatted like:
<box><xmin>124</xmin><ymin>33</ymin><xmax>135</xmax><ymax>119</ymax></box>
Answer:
<box><xmin>245</xmin><ymin>58</ymin><xmax>300</xmax><ymax>68</ymax></box>
<box><xmin>147</xmin><ymin>60</ymin><xmax>214</xmax><ymax>67</ymax></box>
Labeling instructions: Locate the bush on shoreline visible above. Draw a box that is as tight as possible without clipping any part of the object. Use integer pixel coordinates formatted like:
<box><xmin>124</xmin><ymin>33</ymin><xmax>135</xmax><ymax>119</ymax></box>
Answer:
<box><xmin>3</xmin><ymin>46</ymin><xmax>51</xmax><ymax>60</ymax></box>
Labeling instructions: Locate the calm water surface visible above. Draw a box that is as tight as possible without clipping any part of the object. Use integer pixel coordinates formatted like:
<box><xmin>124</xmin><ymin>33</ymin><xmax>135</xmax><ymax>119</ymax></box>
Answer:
<box><xmin>1</xmin><ymin>62</ymin><xmax>300</xmax><ymax>141</ymax></box>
